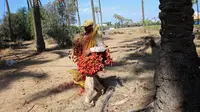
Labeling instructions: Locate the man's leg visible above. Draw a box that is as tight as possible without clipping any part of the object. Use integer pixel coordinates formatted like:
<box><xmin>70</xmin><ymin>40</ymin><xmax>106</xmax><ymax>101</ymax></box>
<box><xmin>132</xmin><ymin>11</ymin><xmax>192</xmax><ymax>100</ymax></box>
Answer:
<box><xmin>85</xmin><ymin>75</ymin><xmax>98</xmax><ymax>105</ymax></box>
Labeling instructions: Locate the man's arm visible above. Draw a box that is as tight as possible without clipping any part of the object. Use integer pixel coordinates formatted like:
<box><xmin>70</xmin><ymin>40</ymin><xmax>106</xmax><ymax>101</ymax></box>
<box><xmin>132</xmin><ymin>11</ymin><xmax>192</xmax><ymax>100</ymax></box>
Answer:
<box><xmin>90</xmin><ymin>33</ymin><xmax>106</xmax><ymax>53</ymax></box>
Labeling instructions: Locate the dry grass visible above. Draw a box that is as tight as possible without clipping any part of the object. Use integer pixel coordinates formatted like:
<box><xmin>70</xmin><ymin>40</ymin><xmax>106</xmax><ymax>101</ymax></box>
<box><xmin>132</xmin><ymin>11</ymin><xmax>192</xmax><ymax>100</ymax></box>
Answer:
<box><xmin>45</xmin><ymin>38</ymin><xmax>57</xmax><ymax>45</ymax></box>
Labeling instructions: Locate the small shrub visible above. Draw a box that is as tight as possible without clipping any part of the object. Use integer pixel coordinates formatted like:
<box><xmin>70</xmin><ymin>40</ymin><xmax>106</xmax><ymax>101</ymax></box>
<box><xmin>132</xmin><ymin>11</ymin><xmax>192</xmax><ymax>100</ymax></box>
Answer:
<box><xmin>46</xmin><ymin>25</ymin><xmax>81</xmax><ymax>47</ymax></box>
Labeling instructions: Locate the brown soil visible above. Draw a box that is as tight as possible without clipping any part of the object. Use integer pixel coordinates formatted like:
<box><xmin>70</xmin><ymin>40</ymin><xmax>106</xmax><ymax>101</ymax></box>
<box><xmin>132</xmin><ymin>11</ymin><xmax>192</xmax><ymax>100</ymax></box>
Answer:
<box><xmin>0</xmin><ymin>27</ymin><xmax>160</xmax><ymax>112</ymax></box>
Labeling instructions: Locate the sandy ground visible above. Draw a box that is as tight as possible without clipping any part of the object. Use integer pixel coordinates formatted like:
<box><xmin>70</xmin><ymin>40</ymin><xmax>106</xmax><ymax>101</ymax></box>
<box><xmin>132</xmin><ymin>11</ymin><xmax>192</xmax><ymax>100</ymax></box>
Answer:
<box><xmin>0</xmin><ymin>27</ymin><xmax>160</xmax><ymax>112</ymax></box>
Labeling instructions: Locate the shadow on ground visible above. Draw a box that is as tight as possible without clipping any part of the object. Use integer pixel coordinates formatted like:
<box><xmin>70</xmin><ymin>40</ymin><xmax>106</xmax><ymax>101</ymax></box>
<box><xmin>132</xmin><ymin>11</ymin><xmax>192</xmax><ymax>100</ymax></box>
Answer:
<box><xmin>0</xmin><ymin>71</ymin><xmax>48</xmax><ymax>91</ymax></box>
<box><xmin>103</xmin><ymin>37</ymin><xmax>114</xmax><ymax>41</ymax></box>
<box><xmin>108</xmin><ymin>36</ymin><xmax>160</xmax><ymax>74</ymax></box>
<box><xmin>25</xmin><ymin>84</ymin><xmax>77</xmax><ymax>103</ymax></box>
<box><xmin>45</xmin><ymin>46</ymin><xmax>71</xmax><ymax>52</ymax></box>
<box><xmin>51</xmin><ymin>51</ymin><xmax>69</xmax><ymax>59</ymax></box>
<box><xmin>0</xmin><ymin>45</ymin><xmax>70</xmax><ymax>92</ymax></box>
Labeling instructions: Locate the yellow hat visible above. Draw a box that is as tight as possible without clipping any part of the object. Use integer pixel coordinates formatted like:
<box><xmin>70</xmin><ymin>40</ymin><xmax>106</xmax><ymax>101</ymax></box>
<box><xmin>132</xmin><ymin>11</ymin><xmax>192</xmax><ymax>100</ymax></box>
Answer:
<box><xmin>82</xmin><ymin>20</ymin><xmax>93</xmax><ymax>27</ymax></box>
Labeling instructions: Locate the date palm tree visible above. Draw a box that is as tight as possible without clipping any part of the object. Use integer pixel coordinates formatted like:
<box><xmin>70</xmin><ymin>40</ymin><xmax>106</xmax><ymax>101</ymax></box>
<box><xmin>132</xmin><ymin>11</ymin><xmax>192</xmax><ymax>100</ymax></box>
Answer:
<box><xmin>90</xmin><ymin>0</ymin><xmax>96</xmax><ymax>26</ymax></box>
<box><xmin>28</xmin><ymin>0</ymin><xmax>33</xmax><ymax>8</ymax></box>
<box><xmin>33</xmin><ymin>0</ymin><xmax>45</xmax><ymax>52</ymax></box>
<box><xmin>98</xmin><ymin>0</ymin><xmax>103</xmax><ymax>27</ymax></box>
<box><xmin>154</xmin><ymin>0</ymin><xmax>200</xmax><ymax>111</ymax></box>
<box><xmin>141</xmin><ymin>0</ymin><xmax>145</xmax><ymax>26</ymax></box>
<box><xmin>95</xmin><ymin>7</ymin><xmax>100</xmax><ymax>26</ymax></box>
<box><xmin>75</xmin><ymin>0</ymin><xmax>81</xmax><ymax>27</ymax></box>
<box><xmin>5</xmin><ymin>0</ymin><xmax>13</xmax><ymax>41</ymax></box>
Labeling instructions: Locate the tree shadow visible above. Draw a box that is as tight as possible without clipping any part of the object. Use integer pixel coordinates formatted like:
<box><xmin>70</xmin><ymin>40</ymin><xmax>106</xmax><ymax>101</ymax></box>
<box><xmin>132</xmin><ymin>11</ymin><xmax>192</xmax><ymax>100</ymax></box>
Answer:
<box><xmin>118</xmin><ymin>38</ymin><xmax>142</xmax><ymax>44</ymax></box>
<box><xmin>110</xmin><ymin>50</ymin><xmax>118</xmax><ymax>54</ymax></box>
<box><xmin>101</xmin><ymin>76</ymin><xmax>124</xmax><ymax>89</ymax></box>
<box><xmin>1</xmin><ymin>48</ymin><xmax>68</xmax><ymax>70</ymax></box>
<box><xmin>0</xmin><ymin>52</ymin><xmax>57</xmax><ymax>92</ymax></box>
<box><xmin>16</xmin><ymin>60</ymin><xmax>52</xmax><ymax>68</ymax></box>
<box><xmin>122</xmin><ymin>75</ymin><xmax>154</xmax><ymax>84</ymax></box>
<box><xmin>18</xmin><ymin>51</ymin><xmax>41</xmax><ymax>60</ymax></box>
<box><xmin>25</xmin><ymin>84</ymin><xmax>77</xmax><ymax>103</ymax></box>
<box><xmin>0</xmin><ymin>56</ymin><xmax>54</xmax><ymax>71</ymax></box>
<box><xmin>44</xmin><ymin>46</ymin><xmax>70</xmax><ymax>59</ymax></box>
<box><xmin>109</xmin><ymin>45</ymin><xmax>138</xmax><ymax>51</ymax></box>
<box><xmin>109</xmin><ymin>36</ymin><xmax>160</xmax><ymax>74</ymax></box>
<box><xmin>1</xmin><ymin>50</ymin><xmax>39</xmax><ymax>60</ymax></box>
<box><xmin>0</xmin><ymin>43</ymin><xmax>72</xmax><ymax>99</ymax></box>
<box><xmin>0</xmin><ymin>71</ymin><xmax>48</xmax><ymax>91</ymax></box>
<box><xmin>0</xmin><ymin>41</ymin><xmax>34</xmax><ymax>49</ymax></box>
<box><xmin>100</xmin><ymin>75</ymin><xmax>155</xmax><ymax>100</ymax></box>
<box><xmin>103</xmin><ymin>37</ymin><xmax>114</xmax><ymax>41</ymax></box>
<box><xmin>45</xmin><ymin>46</ymin><xmax>70</xmax><ymax>52</ymax></box>
<box><xmin>0</xmin><ymin>51</ymin><xmax>42</xmax><ymax>69</ymax></box>
<box><xmin>51</xmin><ymin>51</ymin><xmax>69</xmax><ymax>59</ymax></box>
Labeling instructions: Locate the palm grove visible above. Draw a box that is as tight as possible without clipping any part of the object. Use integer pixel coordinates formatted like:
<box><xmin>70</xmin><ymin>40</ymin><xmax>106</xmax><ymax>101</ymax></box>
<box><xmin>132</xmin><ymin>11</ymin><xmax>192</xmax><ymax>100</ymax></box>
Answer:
<box><xmin>1</xmin><ymin>0</ymin><xmax>200</xmax><ymax>111</ymax></box>
<box><xmin>0</xmin><ymin>0</ymin><xmax>160</xmax><ymax>51</ymax></box>
<box><xmin>0</xmin><ymin>0</ymin><xmax>80</xmax><ymax>52</ymax></box>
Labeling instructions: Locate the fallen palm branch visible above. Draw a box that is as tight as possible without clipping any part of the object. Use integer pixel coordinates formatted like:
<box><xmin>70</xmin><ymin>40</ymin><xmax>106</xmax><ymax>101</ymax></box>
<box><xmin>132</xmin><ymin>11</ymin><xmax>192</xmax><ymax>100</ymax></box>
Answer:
<box><xmin>100</xmin><ymin>87</ymin><xmax>115</xmax><ymax>112</ymax></box>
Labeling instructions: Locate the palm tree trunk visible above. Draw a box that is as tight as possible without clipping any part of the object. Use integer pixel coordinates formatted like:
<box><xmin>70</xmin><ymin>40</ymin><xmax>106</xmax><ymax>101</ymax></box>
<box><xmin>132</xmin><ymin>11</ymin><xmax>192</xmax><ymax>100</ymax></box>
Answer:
<box><xmin>116</xmin><ymin>16</ymin><xmax>119</xmax><ymax>28</ymax></box>
<box><xmin>121</xmin><ymin>20</ymin><xmax>123</xmax><ymax>28</ymax></box>
<box><xmin>27</xmin><ymin>0</ymin><xmax>30</xmax><ymax>9</ymax></box>
<box><xmin>66</xmin><ymin>16</ymin><xmax>71</xmax><ymax>26</ymax></box>
<box><xmin>141</xmin><ymin>0</ymin><xmax>145</xmax><ymax>26</ymax></box>
<box><xmin>29</xmin><ymin>0</ymin><xmax>36</xmax><ymax>41</ymax></box>
<box><xmin>38</xmin><ymin>0</ymin><xmax>42</xmax><ymax>7</ymax></box>
<box><xmin>33</xmin><ymin>0</ymin><xmax>45</xmax><ymax>52</ymax></box>
<box><xmin>90</xmin><ymin>0</ymin><xmax>96</xmax><ymax>26</ymax></box>
<box><xmin>29</xmin><ymin>0</ymin><xmax>33</xmax><ymax>8</ymax></box>
<box><xmin>5</xmin><ymin>0</ymin><xmax>13</xmax><ymax>41</ymax></box>
<box><xmin>96</xmin><ymin>12</ymin><xmax>100</xmax><ymax>26</ymax></box>
<box><xmin>75</xmin><ymin>0</ymin><xmax>81</xmax><ymax>27</ymax></box>
<box><xmin>197</xmin><ymin>0</ymin><xmax>199</xmax><ymax>24</ymax></box>
<box><xmin>98</xmin><ymin>0</ymin><xmax>103</xmax><ymax>27</ymax></box>
<box><xmin>154</xmin><ymin>0</ymin><xmax>200</xmax><ymax>111</ymax></box>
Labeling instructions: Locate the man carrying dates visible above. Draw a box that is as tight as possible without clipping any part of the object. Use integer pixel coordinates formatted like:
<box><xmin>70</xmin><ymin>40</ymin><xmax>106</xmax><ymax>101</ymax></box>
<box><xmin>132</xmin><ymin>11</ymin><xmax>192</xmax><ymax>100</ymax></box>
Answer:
<box><xmin>71</xmin><ymin>20</ymin><xmax>112</xmax><ymax>106</ymax></box>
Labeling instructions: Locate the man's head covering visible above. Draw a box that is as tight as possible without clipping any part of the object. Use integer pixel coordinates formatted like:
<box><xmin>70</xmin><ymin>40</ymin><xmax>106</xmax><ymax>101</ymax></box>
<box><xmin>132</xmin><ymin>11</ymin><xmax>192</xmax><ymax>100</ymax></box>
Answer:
<box><xmin>82</xmin><ymin>20</ymin><xmax>93</xmax><ymax>27</ymax></box>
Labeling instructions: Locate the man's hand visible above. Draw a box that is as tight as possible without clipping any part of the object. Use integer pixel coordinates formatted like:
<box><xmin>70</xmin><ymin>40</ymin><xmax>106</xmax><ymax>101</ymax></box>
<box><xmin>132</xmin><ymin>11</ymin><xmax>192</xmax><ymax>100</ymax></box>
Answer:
<box><xmin>84</xmin><ymin>49</ymin><xmax>91</xmax><ymax>56</ymax></box>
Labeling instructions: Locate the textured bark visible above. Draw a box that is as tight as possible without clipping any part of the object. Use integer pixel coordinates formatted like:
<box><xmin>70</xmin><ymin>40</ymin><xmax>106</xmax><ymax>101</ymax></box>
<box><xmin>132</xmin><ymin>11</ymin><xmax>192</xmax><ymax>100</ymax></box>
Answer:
<box><xmin>90</xmin><ymin>0</ymin><xmax>96</xmax><ymax>26</ymax></box>
<box><xmin>154</xmin><ymin>0</ymin><xmax>200</xmax><ymax>111</ymax></box>
<box><xmin>33</xmin><ymin>0</ymin><xmax>45</xmax><ymax>52</ymax></box>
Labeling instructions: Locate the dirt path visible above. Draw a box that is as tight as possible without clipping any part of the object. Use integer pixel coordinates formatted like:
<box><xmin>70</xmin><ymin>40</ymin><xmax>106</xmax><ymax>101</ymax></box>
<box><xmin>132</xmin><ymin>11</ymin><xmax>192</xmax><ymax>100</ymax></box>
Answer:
<box><xmin>0</xmin><ymin>27</ymin><xmax>158</xmax><ymax>112</ymax></box>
